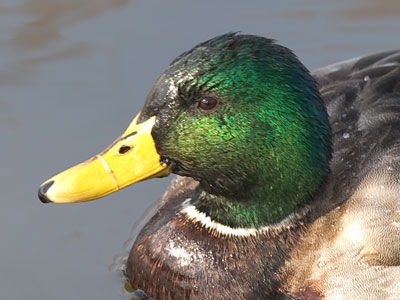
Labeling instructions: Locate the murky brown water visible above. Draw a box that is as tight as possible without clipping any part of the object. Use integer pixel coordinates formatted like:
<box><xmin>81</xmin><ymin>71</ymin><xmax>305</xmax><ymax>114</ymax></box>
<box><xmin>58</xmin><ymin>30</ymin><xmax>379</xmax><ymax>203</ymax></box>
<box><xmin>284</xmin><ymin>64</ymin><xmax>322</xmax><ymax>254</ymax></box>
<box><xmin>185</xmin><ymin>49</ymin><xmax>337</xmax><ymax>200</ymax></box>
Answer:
<box><xmin>1</xmin><ymin>0</ymin><xmax>398</xmax><ymax>299</ymax></box>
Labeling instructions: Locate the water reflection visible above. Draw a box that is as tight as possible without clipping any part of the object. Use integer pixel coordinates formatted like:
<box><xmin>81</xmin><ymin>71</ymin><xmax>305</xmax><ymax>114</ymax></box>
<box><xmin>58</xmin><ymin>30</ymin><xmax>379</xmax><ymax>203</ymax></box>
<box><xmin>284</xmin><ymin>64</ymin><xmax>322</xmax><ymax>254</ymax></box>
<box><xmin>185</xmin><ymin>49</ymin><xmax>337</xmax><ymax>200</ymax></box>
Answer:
<box><xmin>341</xmin><ymin>0</ymin><xmax>400</xmax><ymax>19</ymax></box>
<box><xmin>275</xmin><ymin>0</ymin><xmax>400</xmax><ymax>21</ymax></box>
<box><xmin>14</xmin><ymin>0</ymin><xmax>131</xmax><ymax>50</ymax></box>
<box><xmin>1</xmin><ymin>0</ymin><xmax>132</xmax><ymax>85</ymax></box>
<box><xmin>0</xmin><ymin>42</ymin><xmax>89</xmax><ymax>85</ymax></box>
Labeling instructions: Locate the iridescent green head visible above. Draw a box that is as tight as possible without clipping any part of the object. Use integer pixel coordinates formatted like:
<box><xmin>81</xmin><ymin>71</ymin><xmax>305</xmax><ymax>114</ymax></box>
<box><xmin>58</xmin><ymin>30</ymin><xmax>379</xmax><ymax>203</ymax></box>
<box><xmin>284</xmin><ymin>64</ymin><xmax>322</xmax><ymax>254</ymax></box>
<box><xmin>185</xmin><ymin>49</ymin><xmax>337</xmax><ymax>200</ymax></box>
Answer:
<box><xmin>140</xmin><ymin>33</ymin><xmax>332</xmax><ymax>227</ymax></box>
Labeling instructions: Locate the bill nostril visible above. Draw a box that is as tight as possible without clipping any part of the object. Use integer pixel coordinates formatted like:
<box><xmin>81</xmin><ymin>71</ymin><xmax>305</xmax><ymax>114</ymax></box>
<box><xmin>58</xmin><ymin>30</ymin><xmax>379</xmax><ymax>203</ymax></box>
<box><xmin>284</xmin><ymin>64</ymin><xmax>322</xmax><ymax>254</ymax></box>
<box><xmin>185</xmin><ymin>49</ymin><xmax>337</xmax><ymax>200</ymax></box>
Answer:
<box><xmin>119</xmin><ymin>145</ymin><xmax>132</xmax><ymax>154</ymax></box>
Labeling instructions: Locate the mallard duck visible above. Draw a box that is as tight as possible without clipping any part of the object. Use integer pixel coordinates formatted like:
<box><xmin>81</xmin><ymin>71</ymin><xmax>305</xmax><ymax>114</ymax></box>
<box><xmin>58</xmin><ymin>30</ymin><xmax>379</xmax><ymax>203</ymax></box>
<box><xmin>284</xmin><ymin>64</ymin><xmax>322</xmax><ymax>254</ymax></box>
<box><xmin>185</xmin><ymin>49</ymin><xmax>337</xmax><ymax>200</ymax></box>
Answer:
<box><xmin>38</xmin><ymin>33</ymin><xmax>400</xmax><ymax>300</ymax></box>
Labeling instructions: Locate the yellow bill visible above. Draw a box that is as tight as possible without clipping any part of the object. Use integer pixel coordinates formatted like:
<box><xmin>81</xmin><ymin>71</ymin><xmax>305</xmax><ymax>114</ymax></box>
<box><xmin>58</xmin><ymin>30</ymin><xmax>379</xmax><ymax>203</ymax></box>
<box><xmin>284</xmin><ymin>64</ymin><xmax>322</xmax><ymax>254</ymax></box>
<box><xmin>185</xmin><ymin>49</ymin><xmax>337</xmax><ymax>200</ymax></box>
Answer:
<box><xmin>38</xmin><ymin>113</ymin><xmax>172</xmax><ymax>203</ymax></box>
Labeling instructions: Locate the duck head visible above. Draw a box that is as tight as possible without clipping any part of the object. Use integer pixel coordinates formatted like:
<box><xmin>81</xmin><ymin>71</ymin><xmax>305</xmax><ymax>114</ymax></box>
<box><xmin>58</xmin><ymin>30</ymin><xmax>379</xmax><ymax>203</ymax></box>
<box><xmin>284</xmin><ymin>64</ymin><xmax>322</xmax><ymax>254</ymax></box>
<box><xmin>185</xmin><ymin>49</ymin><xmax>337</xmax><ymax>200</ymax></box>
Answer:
<box><xmin>39</xmin><ymin>33</ymin><xmax>332</xmax><ymax>228</ymax></box>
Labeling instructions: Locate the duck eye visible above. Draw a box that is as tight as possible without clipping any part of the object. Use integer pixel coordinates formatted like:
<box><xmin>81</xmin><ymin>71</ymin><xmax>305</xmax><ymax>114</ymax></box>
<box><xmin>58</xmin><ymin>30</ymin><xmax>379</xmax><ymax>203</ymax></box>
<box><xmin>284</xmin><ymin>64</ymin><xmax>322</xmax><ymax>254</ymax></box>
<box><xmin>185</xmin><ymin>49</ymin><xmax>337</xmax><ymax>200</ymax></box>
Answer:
<box><xmin>119</xmin><ymin>145</ymin><xmax>131</xmax><ymax>154</ymax></box>
<box><xmin>198</xmin><ymin>97</ymin><xmax>218</xmax><ymax>111</ymax></box>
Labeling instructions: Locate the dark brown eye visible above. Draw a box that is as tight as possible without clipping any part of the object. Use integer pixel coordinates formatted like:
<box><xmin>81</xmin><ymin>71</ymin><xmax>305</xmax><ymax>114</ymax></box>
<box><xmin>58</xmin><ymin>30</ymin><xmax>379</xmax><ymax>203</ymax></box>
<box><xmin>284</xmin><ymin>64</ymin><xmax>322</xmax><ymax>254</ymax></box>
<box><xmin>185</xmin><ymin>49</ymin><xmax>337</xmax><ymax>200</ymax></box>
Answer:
<box><xmin>119</xmin><ymin>145</ymin><xmax>131</xmax><ymax>154</ymax></box>
<box><xmin>198</xmin><ymin>97</ymin><xmax>218</xmax><ymax>111</ymax></box>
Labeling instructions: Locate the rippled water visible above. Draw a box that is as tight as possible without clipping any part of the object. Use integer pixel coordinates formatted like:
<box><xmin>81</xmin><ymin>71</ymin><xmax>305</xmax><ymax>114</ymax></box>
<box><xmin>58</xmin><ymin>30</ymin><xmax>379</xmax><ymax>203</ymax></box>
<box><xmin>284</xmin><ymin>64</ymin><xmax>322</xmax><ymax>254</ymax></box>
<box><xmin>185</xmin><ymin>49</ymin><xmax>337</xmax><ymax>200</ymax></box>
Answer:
<box><xmin>1</xmin><ymin>0</ymin><xmax>398</xmax><ymax>299</ymax></box>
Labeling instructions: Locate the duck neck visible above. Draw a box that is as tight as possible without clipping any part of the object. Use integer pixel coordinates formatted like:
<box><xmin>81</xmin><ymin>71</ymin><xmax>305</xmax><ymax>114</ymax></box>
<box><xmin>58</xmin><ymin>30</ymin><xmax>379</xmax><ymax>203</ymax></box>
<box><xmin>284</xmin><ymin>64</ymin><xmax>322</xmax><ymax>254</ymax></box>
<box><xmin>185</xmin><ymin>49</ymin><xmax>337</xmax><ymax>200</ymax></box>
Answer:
<box><xmin>192</xmin><ymin>177</ymin><xmax>317</xmax><ymax>229</ymax></box>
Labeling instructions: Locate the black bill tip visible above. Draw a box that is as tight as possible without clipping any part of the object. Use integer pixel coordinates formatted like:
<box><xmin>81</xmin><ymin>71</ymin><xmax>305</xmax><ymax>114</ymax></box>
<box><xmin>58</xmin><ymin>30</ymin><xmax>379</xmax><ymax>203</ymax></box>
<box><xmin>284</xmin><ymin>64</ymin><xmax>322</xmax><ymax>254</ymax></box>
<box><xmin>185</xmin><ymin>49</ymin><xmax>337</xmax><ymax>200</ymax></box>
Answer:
<box><xmin>38</xmin><ymin>180</ymin><xmax>54</xmax><ymax>203</ymax></box>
